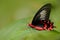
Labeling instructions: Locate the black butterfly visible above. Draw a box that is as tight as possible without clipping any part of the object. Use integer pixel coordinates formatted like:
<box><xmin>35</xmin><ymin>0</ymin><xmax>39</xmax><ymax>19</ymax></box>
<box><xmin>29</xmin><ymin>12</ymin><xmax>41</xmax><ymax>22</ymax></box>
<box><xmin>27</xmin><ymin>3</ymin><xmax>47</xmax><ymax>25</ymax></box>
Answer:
<box><xmin>29</xmin><ymin>3</ymin><xmax>55</xmax><ymax>30</ymax></box>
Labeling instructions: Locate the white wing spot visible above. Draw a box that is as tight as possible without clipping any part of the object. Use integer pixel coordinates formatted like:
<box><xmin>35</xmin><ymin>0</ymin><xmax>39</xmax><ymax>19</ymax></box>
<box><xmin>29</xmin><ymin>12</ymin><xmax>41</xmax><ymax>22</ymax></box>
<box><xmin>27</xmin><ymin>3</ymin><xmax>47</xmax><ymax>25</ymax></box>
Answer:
<box><xmin>40</xmin><ymin>10</ymin><xmax>47</xmax><ymax>20</ymax></box>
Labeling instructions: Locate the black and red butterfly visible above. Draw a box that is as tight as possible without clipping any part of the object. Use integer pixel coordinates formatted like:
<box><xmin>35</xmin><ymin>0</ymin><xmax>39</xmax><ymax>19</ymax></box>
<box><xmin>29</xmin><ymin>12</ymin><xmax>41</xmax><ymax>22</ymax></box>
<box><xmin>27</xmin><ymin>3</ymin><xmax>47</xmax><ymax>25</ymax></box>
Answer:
<box><xmin>28</xmin><ymin>3</ymin><xmax>55</xmax><ymax>31</ymax></box>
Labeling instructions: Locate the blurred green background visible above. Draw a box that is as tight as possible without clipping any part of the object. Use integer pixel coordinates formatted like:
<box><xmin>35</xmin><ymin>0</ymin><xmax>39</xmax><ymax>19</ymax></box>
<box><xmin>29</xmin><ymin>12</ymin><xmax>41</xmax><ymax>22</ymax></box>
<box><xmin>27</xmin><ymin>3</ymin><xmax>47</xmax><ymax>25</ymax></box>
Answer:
<box><xmin>0</xmin><ymin>0</ymin><xmax>60</xmax><ymax>40</ymax></box>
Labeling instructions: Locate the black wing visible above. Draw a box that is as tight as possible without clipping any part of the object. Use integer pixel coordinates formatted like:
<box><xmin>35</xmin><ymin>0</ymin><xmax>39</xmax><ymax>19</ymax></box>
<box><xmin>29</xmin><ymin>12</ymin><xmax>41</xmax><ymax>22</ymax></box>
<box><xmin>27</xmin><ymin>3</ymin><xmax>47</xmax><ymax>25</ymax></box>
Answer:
<box><xmin>32</xmin><ymin>3</ymin><xmax>51</xmax><ymax>26</ymax></box>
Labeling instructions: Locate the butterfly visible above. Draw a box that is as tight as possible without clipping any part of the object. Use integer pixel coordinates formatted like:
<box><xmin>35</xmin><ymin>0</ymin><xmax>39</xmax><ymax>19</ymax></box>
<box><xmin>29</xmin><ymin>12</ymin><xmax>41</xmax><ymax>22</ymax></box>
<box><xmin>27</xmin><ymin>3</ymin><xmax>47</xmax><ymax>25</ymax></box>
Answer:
<box><xmin>29</xmin><ymin>3</ymin><xmax>55</xmax><ymax>31</ymax></box>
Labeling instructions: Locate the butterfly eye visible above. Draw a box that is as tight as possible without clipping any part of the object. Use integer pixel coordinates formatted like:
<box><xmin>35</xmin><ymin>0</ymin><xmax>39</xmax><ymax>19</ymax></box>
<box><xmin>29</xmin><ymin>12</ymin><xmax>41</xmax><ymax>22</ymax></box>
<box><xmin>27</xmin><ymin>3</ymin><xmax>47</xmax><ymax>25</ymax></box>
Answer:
<box><xmin>29</xmin><ymin>3</ymin><xmax>55</xmax><ymax>31</ymax></box>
